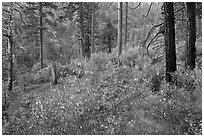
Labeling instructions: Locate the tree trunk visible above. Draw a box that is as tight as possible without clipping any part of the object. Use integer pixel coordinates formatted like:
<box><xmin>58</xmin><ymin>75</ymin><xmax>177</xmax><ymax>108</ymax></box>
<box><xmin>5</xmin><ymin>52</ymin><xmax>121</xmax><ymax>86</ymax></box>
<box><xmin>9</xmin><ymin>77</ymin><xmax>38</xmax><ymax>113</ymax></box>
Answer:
<box><xmin>51</xmin><ymin>62</ymin><xmax>57</xmax><ymax>85</ymax></box>
<box><xmin>8</xmin><ymin>2</ymin><xmax>13</xmax><ymax>91</ymax></box>
<box><xmin>185</xmin><ymin>2</ymin><xmax>196</xmax><ymax>70</ymax></box>
<box><xmin>85</xmin><ymin>37</ymin><xmax>91</xmax><ymax>58</ymax></box>
<box><xmin>39</xmin><ymin>2</ymin><xmax>44</xmax><ymax>69</ymax></box>
<box><xmin>118</xmin><ymin>2</ymin><xmax>123</xmax><ymax>56</ymax></box>
<box><xmin>164</xmin><ymin>2</ymin><xmax>176</xmax><ymax>82</ymax></box>
<box><xmin>107</xmin><ymin>34</ymin><xmax>112</xmax><ymax>53</ymax></box>
<box><xmin>79</xmin><ymin>3</ymin><xmax>85</xmax><ymax>58</ymax></box>
<box><xmin>124</xmin><ymin>2</ymin><xmax>128</xmax><ymax>45</ymax></box>
<box><xmin>181</xmin><ymin>3</ymin><xmax>185</xmax><ymax>40</ymax></box>
<box><xmin>91</xmin><ymin>2</ymin><xmax>95</xmax><ymax>54</ymax></box>
<box><xmin>198</xmin><ymin>17</ymin><xmax>202</xmax><ymax>38</ymax></box>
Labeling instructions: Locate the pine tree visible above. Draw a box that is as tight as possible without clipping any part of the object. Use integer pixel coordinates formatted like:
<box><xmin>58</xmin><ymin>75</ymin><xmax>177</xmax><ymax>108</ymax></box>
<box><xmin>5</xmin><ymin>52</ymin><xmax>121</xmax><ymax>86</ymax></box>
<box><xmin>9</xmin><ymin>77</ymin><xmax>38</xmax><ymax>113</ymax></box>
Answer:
<box><xmin>185</xmin><ymin>2</ymin><xmax>196</xmax><ymax>70</ymax></box>
<box><xmin>91</xmin><ymin>2</ymin><xmax>95</xmax><ymax>54</ymax></box>
<box><xmin>2</xmin><ymin>2</ymin><xmax>14</xmax><ymax>91</ymax></box>
<box><xmin>59</xmin><ymin>2</ymin><xmax>99</xmax><ymax>58</ymax></box>
<box><xmin>124</xmin><ymin>2</ymin><xmax>128</xmax><ymax>45</ymax></box>
<box><xmin>23</xmin><ymin>2</ymin><xmax>58</xmax><ymax>68</ymax></box>
<box><xmin>164</xmin><ymin>2</ymin><xmax>176</xmax><ymax>82</ymax></box>
<box><xmin>118</xmin><ymin>2</ymin><xmax>123</xmax><ymax>56</ymax></box>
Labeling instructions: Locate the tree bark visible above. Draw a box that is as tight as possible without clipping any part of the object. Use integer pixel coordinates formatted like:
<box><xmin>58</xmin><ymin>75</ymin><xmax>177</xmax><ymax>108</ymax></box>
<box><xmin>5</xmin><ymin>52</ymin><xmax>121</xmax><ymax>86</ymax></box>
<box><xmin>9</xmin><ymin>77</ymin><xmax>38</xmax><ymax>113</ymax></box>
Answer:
<box><xmin>118</xmin><ymin>2</ymin><xmax>123</xmax><ymax>56</ymax></box>
<box><xmin>79</xmin><ymin>3</ymin><xmax>86</xmax><ymax>58</ymax></box>
<box><xmin>186</xmin><ymin>2</ymin><xmax>196</xmax><ymax>70</ymax></box>
<box><xmin>197</xmin><ymin>17</ymin><xmax>201</xmax><ymax>38</ymax></box>
<box><xmin>91</xmin><ymin>2</ymin><xmax>95</xmax><ymax>54</ymax></box>
<box><xmin>8</xmin><ymin>2</ymin><xmax>14</xmax><ymax>91</ymax></box>
<box><xmin>164</xmin><ymin>2</ymin><xmax>176</xmax><ymax>82</ymax></box>
<box><xmin>51</xmin><ymin>62</ymin><xmax>57</xmax><ymax>85</ymax></box>
<box><xmin>39</xmin><ymin>2</ymin><xmax>44</xmax><ymax>69</ymax></box>
<box><xmin>107</xmin><ymin>34</ymin><xmax>112</xmax><ymax>53</ymax></box>
<box><xmin>124</xmin><ymin>2</ymin><xmax>128</xmax><ymax>45</ymax></box>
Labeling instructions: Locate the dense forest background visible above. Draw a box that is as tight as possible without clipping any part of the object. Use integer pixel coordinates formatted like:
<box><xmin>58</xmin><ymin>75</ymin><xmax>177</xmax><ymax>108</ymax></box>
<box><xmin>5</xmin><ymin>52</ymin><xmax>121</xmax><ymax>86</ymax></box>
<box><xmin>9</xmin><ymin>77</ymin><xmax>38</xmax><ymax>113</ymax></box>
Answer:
<box><xmin>2</xmin><ymin>2</ymin><xmax>202</xmax><ymax>135</ymax></box>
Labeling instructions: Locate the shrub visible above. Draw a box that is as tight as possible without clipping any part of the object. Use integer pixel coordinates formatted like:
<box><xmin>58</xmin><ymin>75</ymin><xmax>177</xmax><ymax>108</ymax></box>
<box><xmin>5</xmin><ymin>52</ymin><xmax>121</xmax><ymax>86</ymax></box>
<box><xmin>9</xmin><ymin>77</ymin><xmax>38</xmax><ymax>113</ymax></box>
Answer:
<box><xmin>119</xmin><ymin>47</ymin><xmax>140</xmax><ymax>67</ymax></box>
<box><xmin>33</xmin><ymin>66</ymin><xmax>51</xmax><ymax>84</ymax></box>
<box><xmin>31</xmin><ymin>60</ymin><xmax>52</xmax><ymax>73</ymax></box>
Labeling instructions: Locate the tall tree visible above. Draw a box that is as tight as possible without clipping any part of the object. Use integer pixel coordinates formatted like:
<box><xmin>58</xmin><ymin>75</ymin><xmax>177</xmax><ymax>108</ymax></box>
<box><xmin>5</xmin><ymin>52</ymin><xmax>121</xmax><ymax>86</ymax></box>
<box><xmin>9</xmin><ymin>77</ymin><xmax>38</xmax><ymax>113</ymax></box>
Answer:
<box><xmin>91</xmin><ymin>2</ymin><xmax>95</xmax><ymax>54</ymax></box>
<box><xmin>60</xmin><ymin>2</ymin><xmax>99</xmax><ymax>58</ymax></box>
<box><xmin>101</xmin><ymin>20</ymin><xmax>117</xmax><ymax>53</ymax></box>
<box><xmin>185</xmin><ymin>2</ymin><xmax>196</xmax><ymax>70</ymax></box>
<box><xmin>39</xmin><ymin>2</ymin><xmax>44</xmax><ymax>69</ymax></box>
<box><xmin>2</xmin><ymin>2</ymin><xmax>14</xmax><ymax>91</ymax></box>
<box><xmin>79</xmin><ymin>3</ymin><xmax>86</xmax><ymax>58</ymax></box>
<box><xmin>196</xmin><ymin>2</ymin><xmax>202</xmax><ymax>38</ymax></box>
<box><xmin>118</xmin><ymin>2</ymin><xmax>123</xmax><ymax>56</ymax></box>
<box><xmin>23</xmin><ymin>2</ymin><xmax>58</xmax><ymax>65</ymax></box>
<box><xmin>164</xmin><ymin>2</ymin><xmax>176</xmax><ymax>82</ymax></box>
<box><xmin>124</xmin><ymin>2</ymin><xmax>128</xmax><ymax>45</ymax></box>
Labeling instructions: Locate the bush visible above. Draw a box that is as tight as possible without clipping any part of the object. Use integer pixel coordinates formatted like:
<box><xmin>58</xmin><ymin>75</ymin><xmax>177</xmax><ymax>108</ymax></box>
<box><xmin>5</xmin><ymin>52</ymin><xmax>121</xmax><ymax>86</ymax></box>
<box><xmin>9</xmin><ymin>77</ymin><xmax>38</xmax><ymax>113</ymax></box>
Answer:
<box><xmin>31</xmin><ymin>60</ymin><xmax>52</xmax><ymax>73</ymax></box>
<box><xmin>33</xmin><ymin>66</ymin><xmax>51</xmax><ymax>84</ymax></box>
<box><xmin>119</xmin><ymin>47</ymin><xmax>140</xmax><ymax>67</ymax></box>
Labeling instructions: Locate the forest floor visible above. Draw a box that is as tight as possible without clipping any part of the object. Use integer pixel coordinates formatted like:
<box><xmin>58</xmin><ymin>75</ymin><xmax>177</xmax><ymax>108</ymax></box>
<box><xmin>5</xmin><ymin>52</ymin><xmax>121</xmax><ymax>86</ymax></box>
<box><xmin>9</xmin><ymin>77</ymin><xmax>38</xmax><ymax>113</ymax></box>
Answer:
<box><xmin>3</xmin><ymin>67</ymin><xmax>202</xmax><ymax>135</ymax></box>
<box><xmin>2</xmin><ymin>41</ymin><xmax>202</xmax><ymax>134</ymax></box>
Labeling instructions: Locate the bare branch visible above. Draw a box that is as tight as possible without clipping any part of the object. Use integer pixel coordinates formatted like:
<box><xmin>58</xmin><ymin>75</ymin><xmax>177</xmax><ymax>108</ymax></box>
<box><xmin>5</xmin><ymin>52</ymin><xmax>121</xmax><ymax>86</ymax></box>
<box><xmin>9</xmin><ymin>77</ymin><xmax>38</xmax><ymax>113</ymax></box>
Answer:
<box><xmin>14</xmin><ymin>2</ymin><xmax>24</xmax><ymax>9</ymax></box>
<box><xmin>129</xmin><ymin>2</ymin><xmax>141</xmax><ymax>14</ymax></box>
<box><xmin>22</xmin><ymin>35</ymin><xmax>40</xmax><ymax>39</ymax></box>
<box><xmin>104</xmin><ymin>2</ymin><xmax>114</xmax><ymax>12</ymax></box>
<box><xmin>146</xmin><ymin>32</ymin><xmax>163</xmax><ymax>54</ymax></box>
<box><xmin>141</xmin><ymin>21</ymin><xmax>164</xmax><ymax>47</ymax></box>
<box><xmin>2</xmin><ymin>3</ymin><xmax>11</xmax><ymax>7</ymax></box>
<box><xmin>152</xmin><ymin>55</ymin><xmax>165</xmax><ymax>65</ymax></box>
<box><xmin>3</xmin><ymin>8</ymin><xmax>10</xmax><ymax>13</ymax></box>
<box><xmin>13</xmin><ymin>7</ymin><xmax>26</xmax><ymax>25</ymax></box>
<box><xmin>144</xmin><ymin>2</ymin><xmax>152</xmax><ymax>17</ymax></box>
<box><xmin>174</xmin><ymin>6</ymin><xmax>185</xmax><ymax>14</ymax></box>
<box><xmin>68</xmin><ymin>37</ymin><xmax>85</xmax><ymax>47</ymax></box>
<box><xmin>105</xmin><ymin>19</ymin><xmax>118</xmax><ymax>25</ymax></box>
<box><xmin>2</xmin><ymin>27</ymin><xmax>9</xmax><ymax>33</ymax></box>
<box><xmin>152</xmin><ymin>44</ymin><xmax>164</xmax><ymax>50</ymax></box>
<box><xmin>3</xmin><ymin>33</ymin><xmax>10</xmax><ymax>38</ymax></box>
<box><xmin>2</xmin><ymin>15</ymin><xmax>8</xmax><ymax>20</ymax></box>
<box><xmin>14</xmin><ymin>31</ymin><xmax>23</xmax><ymax>44</ymax></box>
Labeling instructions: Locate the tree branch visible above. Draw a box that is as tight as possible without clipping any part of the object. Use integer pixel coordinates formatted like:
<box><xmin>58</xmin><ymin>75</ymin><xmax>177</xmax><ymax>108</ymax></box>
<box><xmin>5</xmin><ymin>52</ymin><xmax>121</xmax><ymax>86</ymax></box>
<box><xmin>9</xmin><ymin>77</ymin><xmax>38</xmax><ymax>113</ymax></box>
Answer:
<box><xmin>104</xmin><ymin>2</ymin><xmax>114</xmax><ymax>11</ymax></box>
<box><xmin>22</xmin><ymin>35</ymin><xmax>40</xmax><ymax>39</ymax></box>
<box><xmin>2</xmin><ymin>3</ymin><xmax>10</xmax><ymax>7</ymax></box>
<box><xmin>104</xmin><ymin>19</ymin><xmax>118</xmax><ymax>25</ymax></box>
<box><xmin>2</xmin><ymin>27</ymin><xmax>9</xmax><ymax>32</ymax></box>
<box><xmin>13</xmin><ymin>7</ymin><xmax>26</xmax><ymax>25</ymax></box>
<box><xmin>174</xmin><ymin>6</ymin><xmax>185</xmax><ymax>14</ymax></box>
<box><xmin>128</xmin><ymin>2</ymin><xmax>141</xmax><ymax>9</ymax></box>
<box><xmin>3</xmin><ymin>8</ymin><xmax>10</xmax><ymax>13</ymax></box>
<box><xmin>141</xmin><ymin>21</ymin><xmax>164</xmax><ymax>47</ymax></box>
<box><xmin>129</xmin><ymin>2</ymin><xmax>141</xmax><ymax>14</ymax></box>
<box><xmin>70</xmin><ymin>38</ymin><xmax>84</xmax><ymax>47</ymax></box>
<box><xmin>146</xmin><ymin>32</ymin><xmax>163</xmax><ymax>54</ymax></box>
<box><xmin>152</xmin><ymin>43</ymin><xmax>164</xmax><ymax>50</ymax></box>
<box><xmin>14</xmin><ymin>2</ymin><xmax>24</xmax><ymax>9</ymax></box>
<box><xmin>3</xmin><ymin>33</ymin><xmax>10</xmax><ymax>38</ymax></box>
<box><xmin>144</xmin><ymin>2</ymin><xmax>152</xmax><ymax>17</ymax></box>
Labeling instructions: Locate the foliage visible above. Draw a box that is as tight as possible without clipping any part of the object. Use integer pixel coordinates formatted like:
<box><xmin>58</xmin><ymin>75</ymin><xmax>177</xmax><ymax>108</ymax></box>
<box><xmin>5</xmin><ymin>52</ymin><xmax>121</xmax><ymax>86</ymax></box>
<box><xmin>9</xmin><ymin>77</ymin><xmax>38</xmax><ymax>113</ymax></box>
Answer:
<box><xmin>3</xmin><ymin>50</ymin><xmax>202</xmax><ymax>135</ymax></box>
<box><xmin>99</xmin><ymin>21</ymin><xmax>117</xmax><ymax>52</ymax></box>
<box><xmin>59</xmin><ymin>2</ymin><xmax>99</xmax><ymax>57</ymax></box>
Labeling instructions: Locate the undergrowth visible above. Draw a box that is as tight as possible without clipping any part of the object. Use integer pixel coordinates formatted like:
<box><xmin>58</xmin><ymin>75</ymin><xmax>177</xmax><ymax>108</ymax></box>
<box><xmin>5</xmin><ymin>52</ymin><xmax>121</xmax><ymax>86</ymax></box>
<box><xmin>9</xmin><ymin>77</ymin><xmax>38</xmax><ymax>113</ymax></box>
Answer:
<box><xmin>2</xmin><ymin>46</ymin><xmax>202</xmax><ymax>135</ymax></box>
